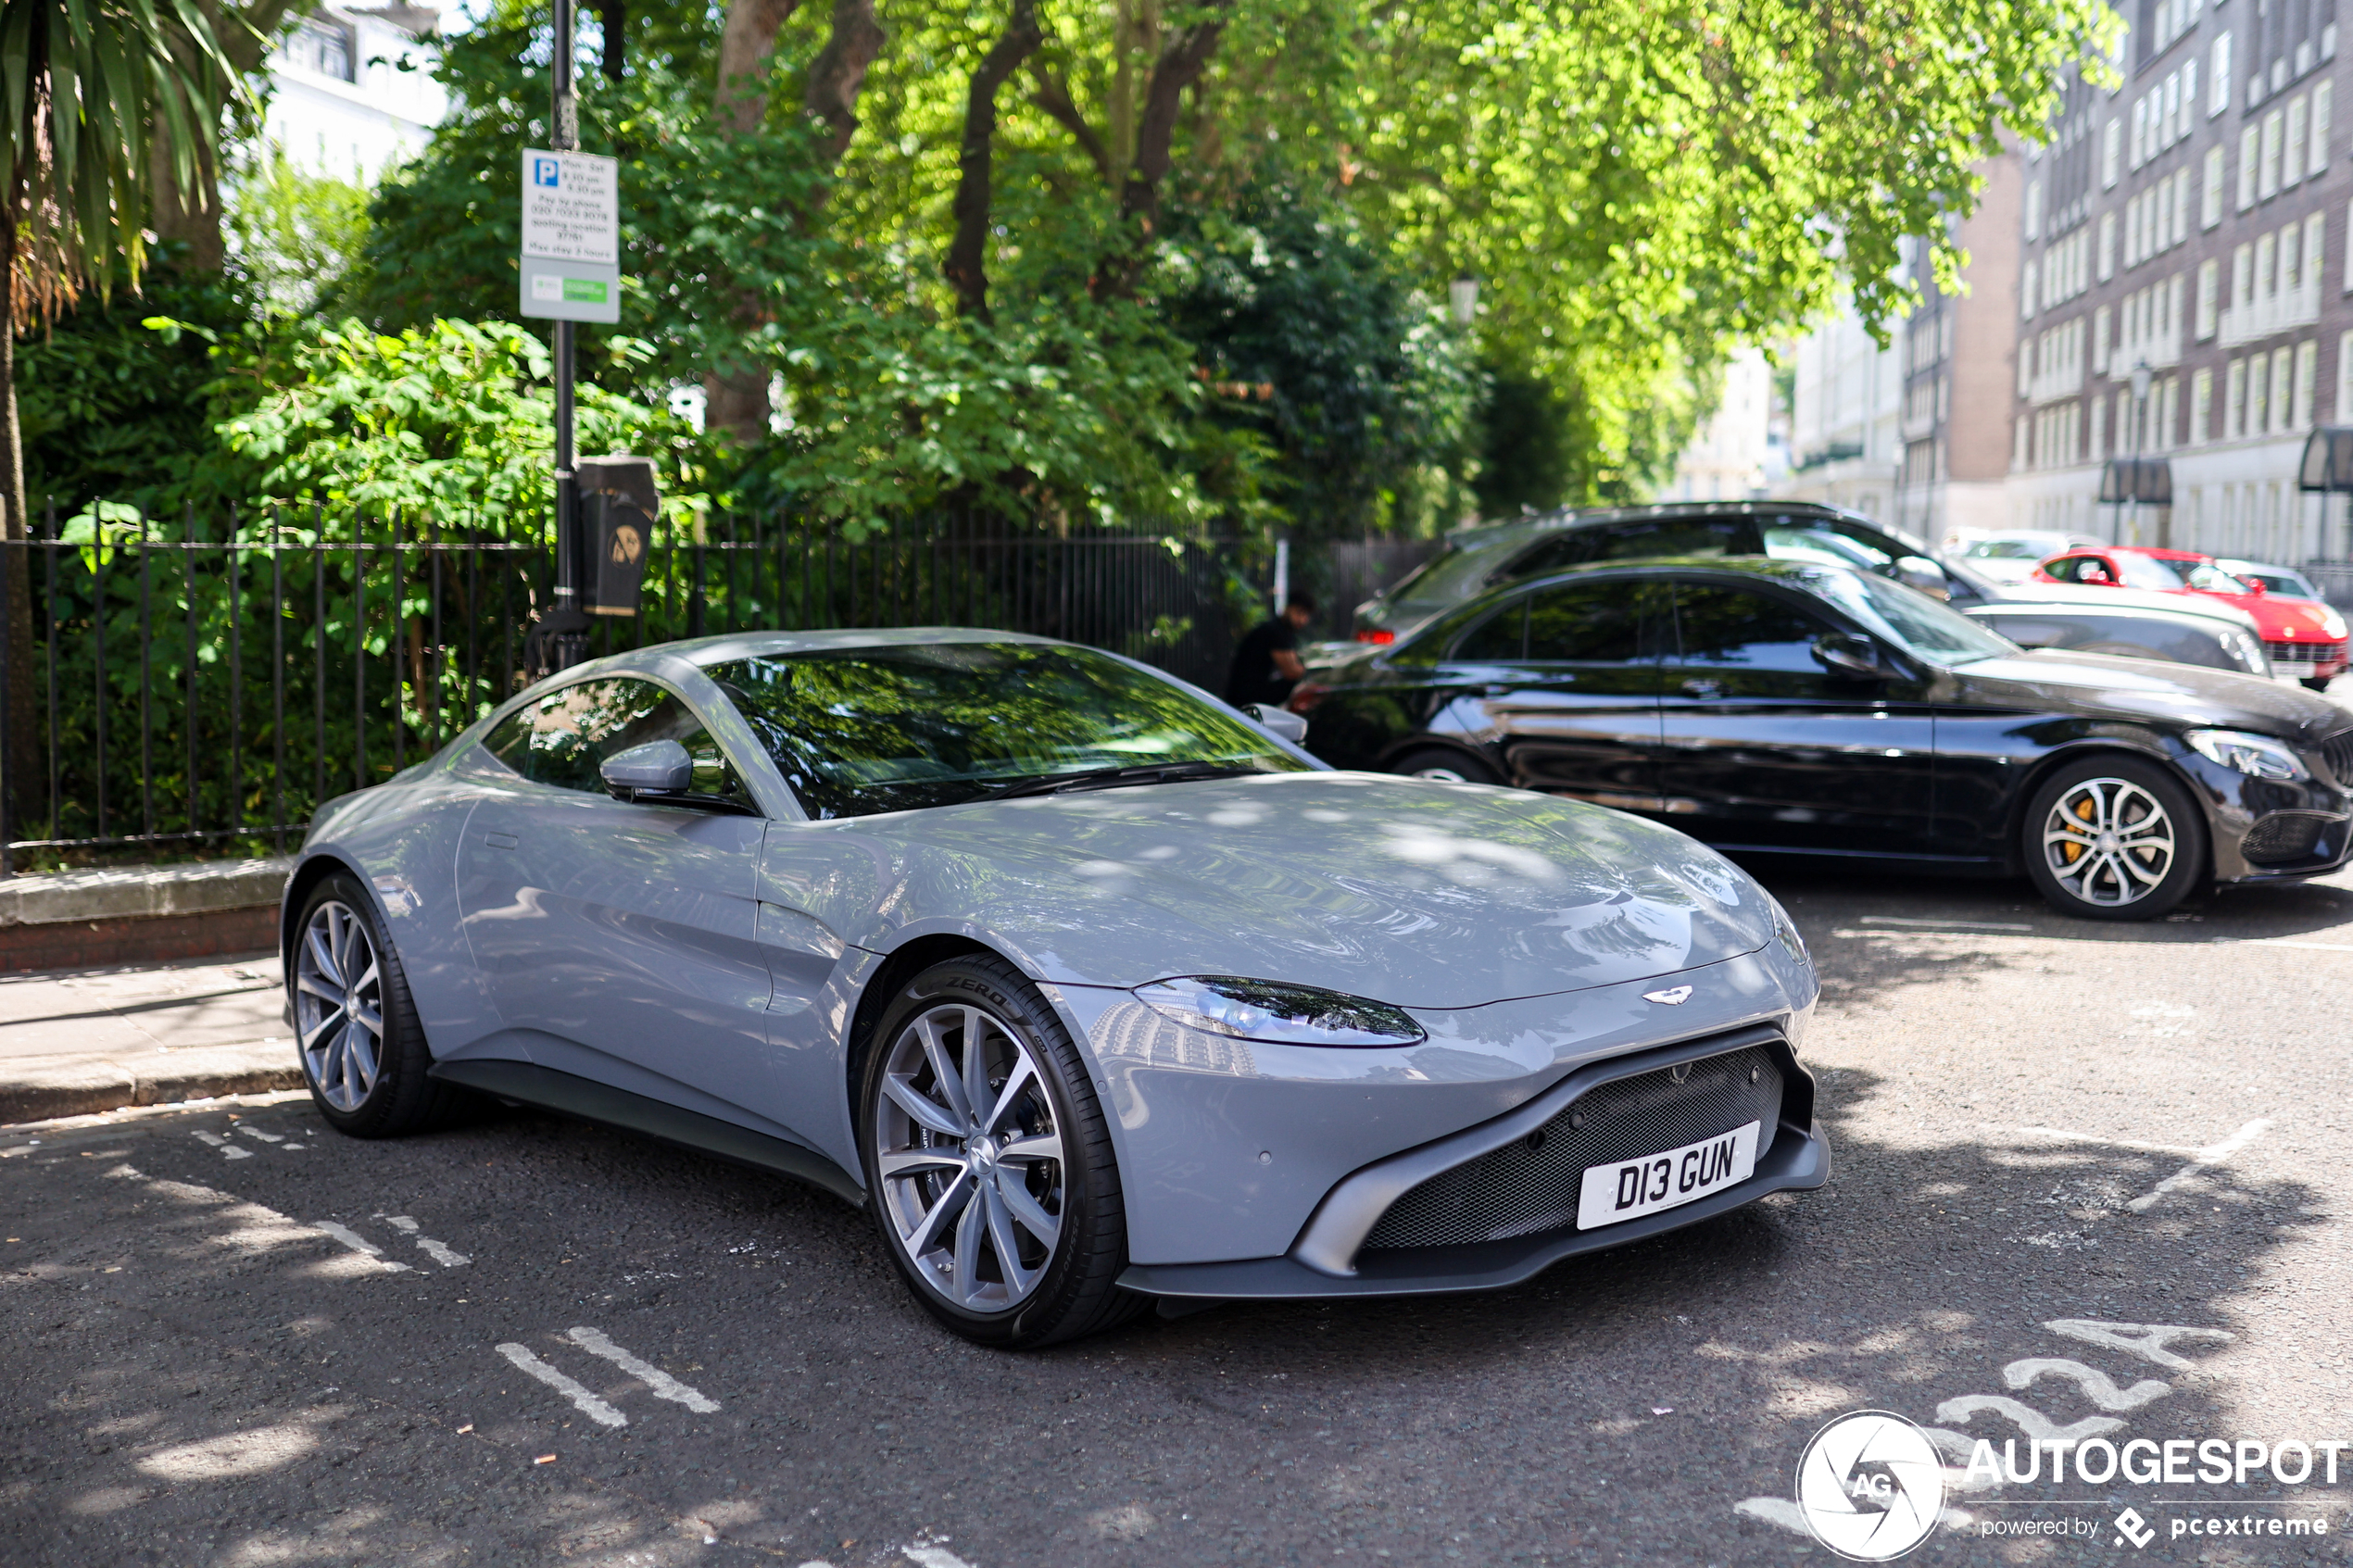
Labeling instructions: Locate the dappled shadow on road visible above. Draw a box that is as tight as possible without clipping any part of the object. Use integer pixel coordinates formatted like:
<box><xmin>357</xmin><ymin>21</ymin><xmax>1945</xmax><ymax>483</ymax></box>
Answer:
<box><xmin>2</xmin><ymin>1052</ymin><xmax>2339</xmax><ymax>1566</ymax></box>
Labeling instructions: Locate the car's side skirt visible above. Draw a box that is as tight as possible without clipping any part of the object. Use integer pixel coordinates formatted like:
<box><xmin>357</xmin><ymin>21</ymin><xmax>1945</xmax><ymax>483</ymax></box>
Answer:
<box><xmin>428</xmin><ymin>1059</ymin><xmax>866</xmax><ymax>1206</ymax></box>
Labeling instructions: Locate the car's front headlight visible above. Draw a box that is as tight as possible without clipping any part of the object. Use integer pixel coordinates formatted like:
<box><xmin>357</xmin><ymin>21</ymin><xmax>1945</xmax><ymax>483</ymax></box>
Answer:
<box><xmin>1768</xmin><ymin>896</ymin><xmax>1810</xmax><ymax>968</ymax></box>
<box><xmin>2185</xmin><ymin>728</ymin><xmax>2309</xmax><ymax>781</ymax></box>
<box><xmin>1133</xmin><ymin>976</ymin><xmax>1426</xmax><ymax>1048</ymax></box>
<box><xmin>2319</xmin><ymin>608</ymin><xmax>2349</xmax><ymax>642</ymax></box>
<box><xmin>2230</xmin><ymin>631</ymin><xmax>2272</xmax><ymax>674</ymax></box>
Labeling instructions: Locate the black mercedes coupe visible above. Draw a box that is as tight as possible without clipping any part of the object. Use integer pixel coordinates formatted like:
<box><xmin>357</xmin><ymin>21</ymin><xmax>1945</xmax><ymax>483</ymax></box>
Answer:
<box><xmin>1291</xmin><ymin>558</ymin><xmax>2353</xmax><ymax>920</ymax></box>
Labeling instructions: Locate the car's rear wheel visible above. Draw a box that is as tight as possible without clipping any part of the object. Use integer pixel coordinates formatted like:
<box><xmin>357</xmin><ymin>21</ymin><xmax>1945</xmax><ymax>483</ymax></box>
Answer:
<box><xmin>1389</xmin><ymin>746</ymin><xmax>1504</xmax><ymax>785</ymax></box>
<box><xmin>2021</xmin><ymin>757</ymin><xmax>2206</xmax><ymax>922</ymax></box>
<box><xmin>859</xmin><ymin>955</ymin><xmax>1145</xmax><ymax>1348</ymax></box>
<box><xmin>291</xmin><ymin>873</ymin><xmax>462</xmax><ymax>1136</ymax></box>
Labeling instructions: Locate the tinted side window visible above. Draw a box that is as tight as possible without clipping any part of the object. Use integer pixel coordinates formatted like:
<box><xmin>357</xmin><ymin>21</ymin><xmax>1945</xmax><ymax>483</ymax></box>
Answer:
<box><xmin>483</xmin><ymin>709</ymin><xmax>534</xmax><ymax>774</ymax></box>
<box><xmin>1671</xmin><ymin>586</ymin><xmax>1835</xmax><ymax>672</ymax></box>
<box><xmin>1526</xmin><ymin>583</ymin><xmax>1643</xmax><ymax>661</ymax></box>
<box><xmin>2043</xmin><ymin>555</ymin><xmax>2102</xmax><ymax>583</ymax></box>
<box><xmin>1516</xmin><ymin>517</ymin><xmax>1760</xmax><ymax>578</ymax></box>
<box><xmin>507</xmin><ymin>678</ymin><xmax>751</xmax><ymax>803</ymax></box>
<box><xmin>1453</xmin><ymin>602</ymin><xmax>1528</xmax><ymax>660</ymax></box>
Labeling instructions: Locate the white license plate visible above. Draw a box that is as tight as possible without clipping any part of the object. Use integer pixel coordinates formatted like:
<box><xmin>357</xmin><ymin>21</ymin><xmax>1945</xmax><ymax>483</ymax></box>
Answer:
<box><xmin>1576</xmin><ymin>1120</ymin><xmax>1760</xmax><ymax>1230</ymax></box>
<box><xmin>2273</xmin><ymin>660</ymin><xmax>2319</xmax><ymax>680</ymax></box>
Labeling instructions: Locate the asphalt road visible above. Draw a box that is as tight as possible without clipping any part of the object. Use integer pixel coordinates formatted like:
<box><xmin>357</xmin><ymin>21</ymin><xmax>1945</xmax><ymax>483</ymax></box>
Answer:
<box><xmin>6</xmin><ymin>863</ymin><xmax>2353</xmax><ymax>1567</ymax></box>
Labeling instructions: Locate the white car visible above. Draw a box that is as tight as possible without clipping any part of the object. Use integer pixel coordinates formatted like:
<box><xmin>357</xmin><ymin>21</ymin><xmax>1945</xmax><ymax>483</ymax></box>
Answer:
<box><xmin>1957</xmin><ymin>530</ymin><xmax>2106</xmax><ymax>582</ymax></box>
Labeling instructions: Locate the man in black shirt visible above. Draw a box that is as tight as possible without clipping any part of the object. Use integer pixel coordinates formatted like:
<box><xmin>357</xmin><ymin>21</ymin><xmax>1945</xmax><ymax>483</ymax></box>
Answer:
<box><xmin>1224</xmin><ymin>591</ymin><xmax>1316</xmax><ymax>709</ymax></box>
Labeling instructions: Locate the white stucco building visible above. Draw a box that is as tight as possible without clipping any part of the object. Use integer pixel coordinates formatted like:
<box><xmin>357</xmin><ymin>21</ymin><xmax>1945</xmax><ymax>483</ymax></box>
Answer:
<box><xmin>1660</xmin><ymin>349</ymin><xmax>1773</xmax><ymax>502</ymax></box>
<box><xmin>1775</xmin><ymin>291</ymin><xmax>1905</xmax><ymax>524</ymax></box>
<box><xmin>263</xmin><ymin>5</ymin><xmax>447</xmax><ymax>183</ymax></box>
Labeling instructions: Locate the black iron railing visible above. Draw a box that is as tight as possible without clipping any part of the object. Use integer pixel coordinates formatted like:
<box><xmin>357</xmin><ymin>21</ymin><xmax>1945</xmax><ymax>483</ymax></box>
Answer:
<box><xmin>0</xmin><ymin>509</ymin><xmax>1290</xmax><ymax>872</ymax></box>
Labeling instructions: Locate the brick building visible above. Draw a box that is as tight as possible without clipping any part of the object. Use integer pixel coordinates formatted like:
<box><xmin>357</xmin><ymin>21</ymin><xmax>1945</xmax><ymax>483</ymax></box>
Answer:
<box><xmin>2011</xmin><ymin>0</ymin><xmax>2351</xmax><ymax>569</ymax></box>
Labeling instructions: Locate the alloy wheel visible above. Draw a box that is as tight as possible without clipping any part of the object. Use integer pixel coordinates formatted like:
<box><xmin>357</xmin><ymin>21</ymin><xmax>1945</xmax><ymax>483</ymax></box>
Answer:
<box><xmin>2041</xmin><ymin>777</ymin><xmax>2177</xmax><ymax>909</ymax></box>
<box><xmin>872</xmin><ymin>1001</ymin><xmax>1066</xmax><ymax>1312</ymax></box>
<box><xmin>295</xmin><ymin>900</ymin><xmax>384</xmax><ymax>1111</ymax></box>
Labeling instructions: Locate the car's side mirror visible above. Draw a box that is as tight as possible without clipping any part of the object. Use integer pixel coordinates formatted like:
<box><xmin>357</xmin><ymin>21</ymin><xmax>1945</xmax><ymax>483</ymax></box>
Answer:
<box><xmin>1896</xmin><ymin>557</ymin><xmax>1950</xmax><ymax>600</ymax></box>
<box><xmin>2245</xmin><ymin>578</ymin><xmax>2270</xmax><ymax>596</ymax></box>
<box><xmin>1247</xmin><ymin>703</ymin><xmax>1310</xmax><ymax>746</ymax></box>
<box><xmin>1812</xmin><ymin>633</ymin><xmax>1887</xmax><ymax>681</ymax></box>
<box><xmin>600</xmin><ymin>739</ymin><xmax>694</xmax><ymax>799</ymax></box>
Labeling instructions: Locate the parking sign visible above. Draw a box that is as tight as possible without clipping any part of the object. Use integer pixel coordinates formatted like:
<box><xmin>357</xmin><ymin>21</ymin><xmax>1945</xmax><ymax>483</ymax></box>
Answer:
<box><xmin>519</xmin><ymin>147</ymin><xmax>621</xmax><ymax>323</ymax></box>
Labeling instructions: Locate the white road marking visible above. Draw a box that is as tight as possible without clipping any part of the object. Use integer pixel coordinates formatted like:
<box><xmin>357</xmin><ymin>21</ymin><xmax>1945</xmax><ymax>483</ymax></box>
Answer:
<box><xmin>309</xmin><ymin>1222</ymin><xmax>413</xmax><ymax>1272</ymax></box>
<box><xmin>565</xmin><ymin>1327</ymin><xmax>719</xmax><ymax>1412</ymax></box>
<box><xmin>1857</xmin><ymin>916</ymin><xmax>2034</xmax><ymax>932</ymax></box>
<box><xmin>496</xmin><ymin>1343</ymin><xmax>627</xmax><ymax>1428</ymax></box>
<box><xmin>902</xmin><ymin>1547</ymin><xmax>981</xmax><ymax>1568</ymax></box>
<box><xmin>2002</xmin><ymin>1357</ymin><xmax>2170</xmax><ymax>1411</ymax></box>
<box><xmin>236</xmin><ymin>1127</ymin><xmax>284</xmax><ymax>1143</ymax></box>
<box><xmin>1981</xmin><ymin>1123</ymin><xmax>2202</xmax><ymax>1157</ymax></box>
<box><xmin>2043</xmin><ymin>1319</ymin><xmax>2235</xmax><ymax>1371</ymax></box>
<box><xmin>1933</xmin><ymin>1393</ymin><xmax>2123</xmax><ymax>1444</ymax></box>
<box><xmin>2124</xmin><ymin>1118</ymin><xmax>2271</xmax><ymax>1211</ymax></box>
<box><xmin>377</xmin><ymin>1214</ymin><xmax>470</xmax><ymax>1268</ymax></box>
<box><xmin>190</xmin><ymin>1131</ymin><xmax>253</xmax><ymax>1160</ymax></box>
<box><xmin>2229</xmin><ymin>937</ymin><xmax>2353</xmax><ymax>952</ymax></box>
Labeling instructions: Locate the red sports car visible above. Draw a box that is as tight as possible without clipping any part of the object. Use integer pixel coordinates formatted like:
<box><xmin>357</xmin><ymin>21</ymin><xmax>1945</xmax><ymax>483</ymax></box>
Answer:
<box><xmin>2034</xmin><ymin>546</ymin><xmax>2349</xmax><ymax>688</ymax></box>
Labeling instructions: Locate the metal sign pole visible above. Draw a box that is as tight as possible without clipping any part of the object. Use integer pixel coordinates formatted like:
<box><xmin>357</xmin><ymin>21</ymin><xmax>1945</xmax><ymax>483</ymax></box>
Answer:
<box><xmin>547</xmin><ymin>0</ymin><xmax>585</xmax><ymax>672</ymax></box>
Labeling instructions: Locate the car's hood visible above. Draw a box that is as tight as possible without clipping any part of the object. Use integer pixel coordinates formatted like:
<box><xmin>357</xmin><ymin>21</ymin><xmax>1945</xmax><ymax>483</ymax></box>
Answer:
<box><xmin>2233</xmin><ymin>593</ymin><xmax>2347</xmax><ymax>641</ymax></box>
<box><xmin>777</xmin><ymin>772</ymin><xmax>1778</xmax><ymax>1008</ymax></box>
<box><xmin>1988</xmin><ymin>580</ymin><xmax>2263</xmax><ymax>632</ymax></box>
<box><xmin>1953</xmin><ymin>649</ymin><xmax>2347</xmax><ymax>740</ymax></box>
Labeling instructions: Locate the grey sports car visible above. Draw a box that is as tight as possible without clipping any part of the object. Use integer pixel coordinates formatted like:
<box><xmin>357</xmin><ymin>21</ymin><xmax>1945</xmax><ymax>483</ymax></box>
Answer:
<box><xmin>284</xmin><ymin>630</ymin><xmax>1826</xmax><ymax>1346</ymax></box>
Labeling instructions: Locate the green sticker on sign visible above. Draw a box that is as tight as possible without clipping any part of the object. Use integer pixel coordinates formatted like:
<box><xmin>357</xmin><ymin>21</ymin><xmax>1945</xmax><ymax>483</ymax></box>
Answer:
<box><xmin>561</xmin><ymin>277</ymin><xmax>609</xmax><ymax>303</ymax></box>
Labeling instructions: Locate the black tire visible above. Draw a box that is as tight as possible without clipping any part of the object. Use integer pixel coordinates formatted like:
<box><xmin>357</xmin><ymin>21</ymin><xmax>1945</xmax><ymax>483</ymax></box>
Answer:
<box><xmin>289</xmin><ymin>872</ymin><xmax>466</xmax><ymax>1137</ymax></box>
<box><xmin>857</xmin><ymin>954</ymin><xmax>1147</xmax><ymax>1348</ymax></box>
<box><xmin>2302</xmin><ymin>676</ymin><xmax>2334</xmax><ymax>693</ymax></box>
<box><xmin>1388</xmin><ymin>746</ymin><xmax>1504</xmax><ymax>785</ymax></box>
<box><xmin>2021</xmin><ymin>755</ymin><xmax>2207</xmax><ymax>922</ymax></box>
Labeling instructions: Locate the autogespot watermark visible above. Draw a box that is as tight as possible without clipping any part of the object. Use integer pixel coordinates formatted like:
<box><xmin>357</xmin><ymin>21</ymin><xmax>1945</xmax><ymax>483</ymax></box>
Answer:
<box><xmin>1793</xmin><ymin>1412</ymin><xmax>2346</xmax><ymax>1559</ymax></box>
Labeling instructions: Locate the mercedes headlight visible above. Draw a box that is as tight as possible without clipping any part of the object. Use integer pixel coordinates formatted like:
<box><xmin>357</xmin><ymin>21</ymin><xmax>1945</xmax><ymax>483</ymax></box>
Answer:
<box><xmin>1133</xmin><ymin>976</ymin><xmax>1426</xmax><ymax>1048</ymax></box>
<box><xmin>2185</xmin><ymin>729</ymin><xmax>2308</xmax><ymax>781</ymax></box>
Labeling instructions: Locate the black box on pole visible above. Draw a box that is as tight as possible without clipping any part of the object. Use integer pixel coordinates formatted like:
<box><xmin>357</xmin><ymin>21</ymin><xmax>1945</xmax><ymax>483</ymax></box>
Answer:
<box><xmin>577</xmin><ymin>456</ymin><xmax>658</xmax><ymax>616</ymax></box>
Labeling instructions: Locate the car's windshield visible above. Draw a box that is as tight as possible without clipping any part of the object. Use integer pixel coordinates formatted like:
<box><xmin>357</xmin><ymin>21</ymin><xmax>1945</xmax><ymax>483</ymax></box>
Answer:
<box><xmin>2220</xmin><ymin>561</ymin><xmax>2320</xmax><ymax>597</ymax></box>
<box><xmin>1807</xmin><ymin>570</ymin><xmax>2019</xmax><ymax>666</ymax></box>
<box><xmin>706</xmin><ymin>644</ymin><xmax>1307</xmax><ymax>819</ymax></box>
<box><xmin>2119</xmin><ymin>553</ymin><xmax>2247</xmax><ymax>594</ymax></box>
<box><xmin>1967</xmin><ymin>536</ymin><xmax>2063</xmax><ymax>560</ymax></box>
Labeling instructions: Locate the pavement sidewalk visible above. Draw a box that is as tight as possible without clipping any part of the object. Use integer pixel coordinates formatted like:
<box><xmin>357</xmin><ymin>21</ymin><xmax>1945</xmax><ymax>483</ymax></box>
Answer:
<box><xmin>0</xmin><ymin>951</ymin><xmax>301</xmax><ymax>1123</ymax></box>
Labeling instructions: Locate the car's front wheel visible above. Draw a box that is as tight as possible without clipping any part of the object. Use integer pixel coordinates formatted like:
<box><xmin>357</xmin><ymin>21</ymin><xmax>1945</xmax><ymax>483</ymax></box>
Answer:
<box><xmin>2021</xmin><ymin>757</ymin><xmax>2206</xmax><ymax>921</ymax></box>
<box><xmin>858</xmin><ymin>955</ymin><xmax>1145</xmax><ymax>1348</ymax></box>
<box><xmin>290</xmin><ymin>872</ymin><xmax>462</xmax><ymax>1136</ymax></box>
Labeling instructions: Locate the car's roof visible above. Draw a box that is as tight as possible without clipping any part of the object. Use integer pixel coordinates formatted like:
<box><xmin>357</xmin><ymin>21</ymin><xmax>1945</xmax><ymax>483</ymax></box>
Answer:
<box><xmin>2108</xmin><ymin>546</ymin><xmax>2208</xmax><ymax>561</ymax></box>
<box><xmin>659</xmin><ymin>626</ymin><xmax>1064</xmax><ymax>671</ymax></box>
<box><xmin>1969</xmin><ymin>599</ymin><xmax>2233</xmax><ymax>628</ymax></box>
<box><xmin>1441</xmin><ymin>498</ymin><xmax>1875</xmax><ymax>549</ymax></box>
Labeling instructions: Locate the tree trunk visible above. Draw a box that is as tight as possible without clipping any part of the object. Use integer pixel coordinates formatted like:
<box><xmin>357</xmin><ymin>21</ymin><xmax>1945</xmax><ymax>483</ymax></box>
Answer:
<box><xmin>712</xmin><ymin>0</ymin><xmax>803</xmax><ymax>135</ymax></box>
<box><xmin>803</xmin><ymin>0</ymin><xmax>886</xmax><ymax>169</ymax></box>
<box><xmin>150</xmin><ymin>0</ymin><xmax>311</xmax><ymax>270</ymax></box>
<box><xmin>0</xmin><ymin>200</ymin><xmax>39</xmax><ymax>851</ymax></box>
<box><xmin>1094</xmin><ymin>4</ymin><xmax>1226</xmax><ymax>301</ymax></box>
<box><xmin>944</xmin><ymin>0</ymin><xmax>1044</xmax><ymax>324</ymax></box>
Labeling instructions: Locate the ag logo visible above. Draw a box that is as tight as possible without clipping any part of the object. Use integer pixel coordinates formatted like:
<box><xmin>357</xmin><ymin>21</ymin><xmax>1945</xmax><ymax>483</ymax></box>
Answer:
<box><xmin>1793</xmin><ymin>1411</ymin><xmax>1945</xmax><ymax>1561</ymax></box>
<box><xmin>609</xmin><ymin>523</ymin><xmax>644</xmax><ymax>565</ymax></box>
<box><xmin>2114</xmin><ymin>1508</ymin><xmax>2155</xmax><ymax>1549</ymax></box>
<box><xmin>1642</xmin><ymin>985</ymin><xmax>1693</xmax><ymax>1005</ymax></box>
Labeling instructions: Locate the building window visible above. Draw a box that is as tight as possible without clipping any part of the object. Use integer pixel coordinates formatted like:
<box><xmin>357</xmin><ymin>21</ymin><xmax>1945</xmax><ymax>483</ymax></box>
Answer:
<box><xmin>2203</xmin><ymin>145</ymin><xmax>2226</xmax><ymax>227</ymax></box>
<box><xmin>2025</xmin><ymin>180</ymin><xmax>2044</xmax><ymax>240</ymax></box>
<box><xmin>2193</xmin><ymin>365</ymin><xmax>2213</xmax><ymax>442</ymax></box>
<box><xmin>2103</xmin><ymin>119</ymin><xmax>2123</xmax><ymax>187</ymax></box>
<box><xmin>2196</xmin><ymin>257</ymin><xmax>2221</xmax><ymax>338</ymax></box>
<box><xmin>2173</xmin><ymin>166</ymin><xmax>2192</xmax><ymax>246</ymax></box>
<box><xmin>283</xmin><ymin>15</ymin><xmax>355</xmax><ymax>82</ymax></box>
<box><xmin>2295</xmin><ymin>338</ymin><xmax>2319</xmax><ymax>428</ymax></box>
<box><xmin>2020</xmin><ymin>261</ymin><xmax>2037</xmax><ymax>321</ymax></box>
<box><xmin>2233</xmin><ymin>241</ymin><xmax>2256</xmax><ymax>311</ymax></box>
<box><xmin>2211</xmin><ymin>31</ymin><xmax>2233</xmax><ymax>117</ymax></box>
<box><xmin>2336</xmin><ymin>330</ymin><xmax>2353</xmax><ymax>421</ymax></box>
<box><xmin>2261</xmin><ymin>109</ymin><xmax>2284</xmax><ymax>199</ymax></box>
<box><xmin>2286</xmin><ymin>94</ymin><xmax>2309</xmax><ymax>190</ymax></box>
<box><xmin>2270</xmin><ymin>346</ymin><xmax>2292</xmax><ymax>433</ymax></box>
<box><xmin>2316</xmin><ymin>82</ymin><xmax>2334</xmax><ymax>178</ymax></box>
<box><xmin>2305</xmin><ymin>212</ymin><xmax>2326</xmax><ymax>295</ymax></box>
<box><xmin>2227</xmin><ymin>357</ymin><xmax>2247</xmax><ymax>439</ymax></box>
<box><xmin>2239</xmin><ymin>125</ymin><xmax>2260</xmax><ymax>208</ymax></box>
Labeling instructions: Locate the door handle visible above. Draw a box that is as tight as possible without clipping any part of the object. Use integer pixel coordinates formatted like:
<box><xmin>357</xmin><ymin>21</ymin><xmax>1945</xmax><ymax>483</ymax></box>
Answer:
<box><xmin>1680</xmin><ymin>678</ymin><xmax>1723</xmax><ymax>699</ymax></box>
<box><xmin>484</xmin><ymin>832</ymin><xmax>519</xmax><ymax>850</ymax></box>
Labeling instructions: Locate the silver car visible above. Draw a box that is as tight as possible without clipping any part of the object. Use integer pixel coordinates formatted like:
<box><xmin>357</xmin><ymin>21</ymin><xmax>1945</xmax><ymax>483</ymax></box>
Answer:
<box><xmin>283</xmin><ymin>630</ymin><xmax>1826</xmax><ymax>1346</ymax></box>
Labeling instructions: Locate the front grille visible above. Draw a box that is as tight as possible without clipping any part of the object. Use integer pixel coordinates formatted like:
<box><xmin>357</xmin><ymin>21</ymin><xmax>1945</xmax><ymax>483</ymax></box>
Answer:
<box><xmin>2321</xmin><ymin>730</ymin><xmax>2353</xmax><ymax>788</ymax></box>
<box><xmin>2241</xmin><ymin>810</ymin><xmax>2336</xmax><ymax>865</ymax></box>
<box><xmin>2266</xmin><ymin>639</ymin><xmax>2349</xmax><ymax>664</ymax></box>
<box><xmin>1361</xmin><ymin>1046</ymin><xmax>1783</xmax><ymax>1251</ymax></box>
